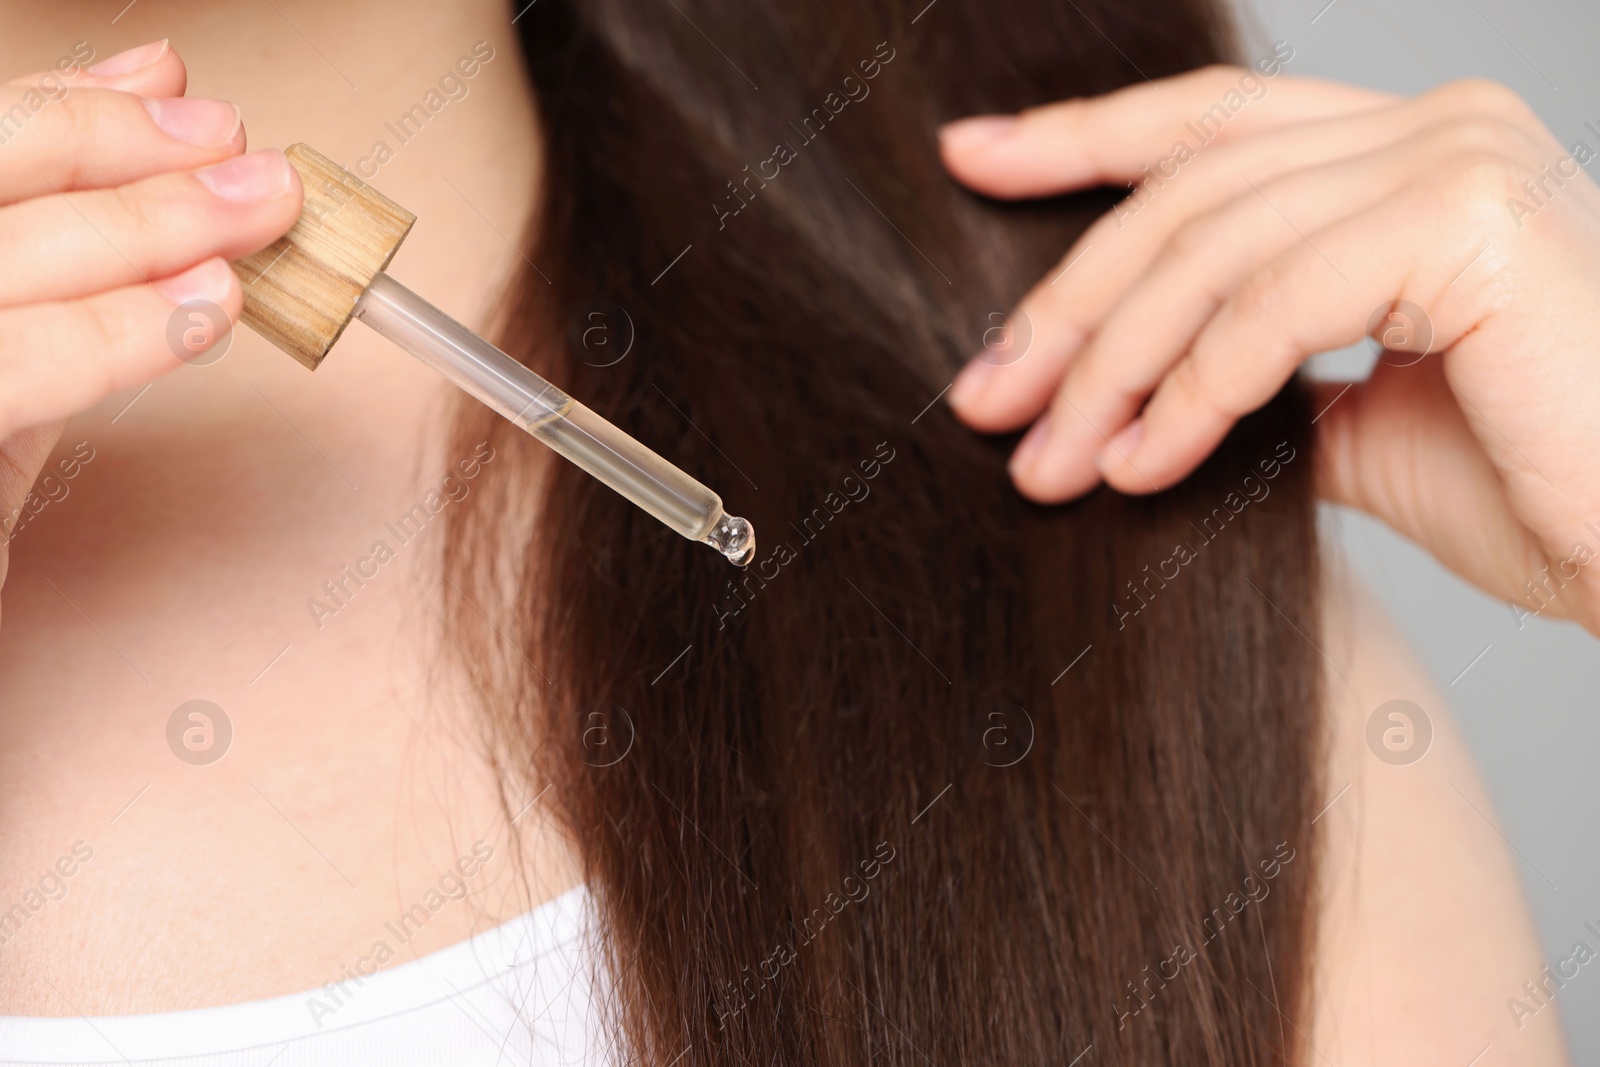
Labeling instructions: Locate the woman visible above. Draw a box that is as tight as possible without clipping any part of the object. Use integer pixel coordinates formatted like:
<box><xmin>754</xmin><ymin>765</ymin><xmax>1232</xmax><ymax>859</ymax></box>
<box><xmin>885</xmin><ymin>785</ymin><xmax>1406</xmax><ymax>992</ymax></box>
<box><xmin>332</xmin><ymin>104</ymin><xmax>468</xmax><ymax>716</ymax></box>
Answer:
<box><xmin>0</xmin><ymin>0</ymin><xmax>1590</xmax><ymax>1063</ymax></box>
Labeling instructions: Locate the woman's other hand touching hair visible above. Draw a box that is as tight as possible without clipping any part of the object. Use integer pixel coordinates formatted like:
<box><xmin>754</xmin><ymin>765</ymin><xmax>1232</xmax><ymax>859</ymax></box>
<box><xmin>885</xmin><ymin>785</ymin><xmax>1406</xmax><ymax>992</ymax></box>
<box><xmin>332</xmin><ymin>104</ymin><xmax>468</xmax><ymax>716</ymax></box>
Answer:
<box><xmin>940</xmin><ymin>66</ymin><xmax>1600</xmax><ymax>636</ymax></box>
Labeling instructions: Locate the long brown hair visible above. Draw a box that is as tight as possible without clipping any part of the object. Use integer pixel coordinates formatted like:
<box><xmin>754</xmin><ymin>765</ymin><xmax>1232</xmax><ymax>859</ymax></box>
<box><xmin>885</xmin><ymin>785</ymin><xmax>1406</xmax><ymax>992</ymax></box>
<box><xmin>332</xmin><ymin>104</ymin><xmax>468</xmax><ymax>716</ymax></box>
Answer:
<box><xmin>443</xmin><ymin>1</ymin><xmax>1324</xmax><ymax>1063</ymax></box>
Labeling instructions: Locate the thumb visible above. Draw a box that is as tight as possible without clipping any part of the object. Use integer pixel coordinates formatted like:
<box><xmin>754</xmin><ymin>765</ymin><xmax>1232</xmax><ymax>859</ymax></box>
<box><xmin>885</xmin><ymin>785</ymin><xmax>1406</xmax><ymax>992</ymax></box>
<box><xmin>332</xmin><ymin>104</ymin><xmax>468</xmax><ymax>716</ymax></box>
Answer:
<box><xmin>1312</xmin><ymin>362</ymin><xmax>1549</xmax><ymax>612</ymax></box>
<box><xmin>0</xmin><ymin>419</ymin><xmax>68</xmax><ymax>620</ymax></box>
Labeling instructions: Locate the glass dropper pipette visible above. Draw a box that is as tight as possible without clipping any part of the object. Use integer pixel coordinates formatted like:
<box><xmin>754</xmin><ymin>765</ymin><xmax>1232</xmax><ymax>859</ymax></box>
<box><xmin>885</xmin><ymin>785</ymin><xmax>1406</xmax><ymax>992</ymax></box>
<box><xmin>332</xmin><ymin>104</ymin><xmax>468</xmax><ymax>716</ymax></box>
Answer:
<box><xmin>353</xmin><ymin>271</ymin><xmax>756</xmax><ymax>566</ymax></box>
<box><xmin>226</xmin><ymin>144</ymin><xmax>751</xmax><ymax>563</ymax></box>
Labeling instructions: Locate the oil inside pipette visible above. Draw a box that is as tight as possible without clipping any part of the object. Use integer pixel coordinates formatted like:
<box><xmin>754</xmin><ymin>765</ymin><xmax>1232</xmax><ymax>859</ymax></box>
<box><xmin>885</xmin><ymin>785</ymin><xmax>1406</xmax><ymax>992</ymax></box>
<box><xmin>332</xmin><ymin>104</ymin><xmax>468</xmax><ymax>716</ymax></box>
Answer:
<box><xmin>353</xmin><ymin>271</ymin><xmax>755</xmax><ymax>565</ymax></box>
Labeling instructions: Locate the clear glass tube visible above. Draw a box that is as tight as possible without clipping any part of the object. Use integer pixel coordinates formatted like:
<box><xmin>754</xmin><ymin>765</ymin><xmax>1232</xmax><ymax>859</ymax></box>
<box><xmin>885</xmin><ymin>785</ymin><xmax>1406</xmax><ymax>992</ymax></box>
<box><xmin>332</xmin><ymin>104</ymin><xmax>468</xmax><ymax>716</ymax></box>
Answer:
<box><xmin>354</xmin><ymin>271</ymin><xmax>754</xmax><ymax>564</ymax></box>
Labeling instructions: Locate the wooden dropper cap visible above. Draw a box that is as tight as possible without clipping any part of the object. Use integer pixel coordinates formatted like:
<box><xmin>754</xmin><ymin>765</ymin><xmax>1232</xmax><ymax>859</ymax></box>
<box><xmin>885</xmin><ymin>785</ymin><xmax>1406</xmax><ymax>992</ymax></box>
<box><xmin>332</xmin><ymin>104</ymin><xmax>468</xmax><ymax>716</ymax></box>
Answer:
<box><xmin>231</xmin><ymin>144</ymin><xmax>416</xmax><ymax>370</ymax></box>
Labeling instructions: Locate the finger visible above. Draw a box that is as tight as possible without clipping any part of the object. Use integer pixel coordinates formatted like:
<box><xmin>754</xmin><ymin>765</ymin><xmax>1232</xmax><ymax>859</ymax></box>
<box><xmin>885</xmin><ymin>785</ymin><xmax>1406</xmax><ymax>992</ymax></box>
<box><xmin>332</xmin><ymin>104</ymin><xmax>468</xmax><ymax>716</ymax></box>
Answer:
<box><xmin>0</xmin><ymin>420</ymin><xmax>65</xmax><ymax>528</ymax></box>
<box><xmin>84</xmin><ymin>39</ymin><xmax>188</xmax><ymax>98</ymax></box>
<box><xmin>0</xmin><ymin>85</ymin><xmax>243</xmax><ymax>205</ymax></box>
<box><xmin>1097</xmin><ymin>179</ymin><xmax>1493</xmax><ymax>495</ymax></box>
<box><xmin>0</xmin><ymin>149</ymin><xmax>301</xmax><ymax>306</ymax></box>
<box><xmin>947</xmin><ymin>100</ymin><xmax>1548</xmax><ymax>434</ymax></box>
<box><xmin>7</xmin><ymin>39</ymin><xmax>188</xmax><ymax>99</ymax></box>
<box><xmin>0</xmin><ymin>257</ymin><xmax>239</xmax><ymax>438</ymax></box>
<box><xmin>1313</xmin><ymin>368</ymin><xmax>1552</xmax><ymax>611</ymax></box>
<box><xmin>940</xmin><ymin>65</ymin><xmax>1396</xmax><ymax>199</ymax></box>
<box><xmin>1012</xmin><ymin>120</ymin><xmax>1527</xmax><ymax>500</ymax></box>
<box><xmin>0</xmin><ymin>418</ymin><xmax>66</xmax><ymax>602</ymax></box>
<box><xmin>949</xmin><ymin>101</ymin><xmax>1420</xmax><ymax>434</ymax></box>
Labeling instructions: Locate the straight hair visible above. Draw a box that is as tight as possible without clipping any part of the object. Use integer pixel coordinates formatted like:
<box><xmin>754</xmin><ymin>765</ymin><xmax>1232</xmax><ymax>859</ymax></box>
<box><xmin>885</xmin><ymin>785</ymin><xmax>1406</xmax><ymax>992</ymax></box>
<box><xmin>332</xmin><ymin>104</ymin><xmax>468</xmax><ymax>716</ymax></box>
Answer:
<box><xmin>442</xmin><ymin>1</ymin><xmax>1325</xmax><ymax>1063</ymax></box>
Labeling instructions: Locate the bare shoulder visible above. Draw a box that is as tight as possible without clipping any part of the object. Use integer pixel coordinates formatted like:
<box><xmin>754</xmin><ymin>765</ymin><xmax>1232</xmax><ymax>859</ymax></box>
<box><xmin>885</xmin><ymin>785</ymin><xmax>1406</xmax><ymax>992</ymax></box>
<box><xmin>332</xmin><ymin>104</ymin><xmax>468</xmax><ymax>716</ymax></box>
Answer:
<box><xmin>1310</xmin><ymin>561</ymin><xmax>1569</xmax><ymax>1065</ymax></box>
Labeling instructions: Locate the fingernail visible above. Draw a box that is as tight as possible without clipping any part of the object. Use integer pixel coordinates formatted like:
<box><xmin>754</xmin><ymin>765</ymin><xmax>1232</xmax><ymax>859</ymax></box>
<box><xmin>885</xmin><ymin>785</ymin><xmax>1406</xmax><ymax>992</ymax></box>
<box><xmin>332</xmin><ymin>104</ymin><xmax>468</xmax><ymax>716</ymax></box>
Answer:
<box><xmin>948</xmin><ymin>357</ymin><xmax>996</xmax><ymax>411</ymax></box>
<box><xmin>142</xmin><ymin>97</ymin><xmax>242</xmax><ymax>147</ymax></box>
<box><xmin>1009</xmin><ymin>416</ymin><xmax>1052</xmax><ymax>478</ymax></box>
<box><xmin>939</xmin><ymin>115</ymin><xmax>1017</xmax><ymax>152</ymax></box>
<box><xmin>155</xmin><ymin>258</ymin><xmax>237</xmax><ymax>307</ymax></box>
<box><xmin>1098</xmin><ymin>418</ymin><xmax>1144</xmax><ymax>475</ymax></box>
<box><xmin>88</xmin><ymin>39</ymin><xmax>169</xmax><ymax>76</ymax></box>
<box><xmin>195</xmin><ymin>149</ymin><xmax>293</xmax><ymax>202</ymax></box>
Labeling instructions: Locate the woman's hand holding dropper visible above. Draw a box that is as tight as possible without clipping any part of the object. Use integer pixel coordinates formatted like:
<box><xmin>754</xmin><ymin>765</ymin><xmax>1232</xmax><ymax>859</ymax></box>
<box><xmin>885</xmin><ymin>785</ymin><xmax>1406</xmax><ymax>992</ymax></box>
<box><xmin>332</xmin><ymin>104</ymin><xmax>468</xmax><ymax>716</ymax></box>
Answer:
<box><xmin>0</xmin><ymin>40</ymin><xmax>301</xmax><ymax>608</ymax></box>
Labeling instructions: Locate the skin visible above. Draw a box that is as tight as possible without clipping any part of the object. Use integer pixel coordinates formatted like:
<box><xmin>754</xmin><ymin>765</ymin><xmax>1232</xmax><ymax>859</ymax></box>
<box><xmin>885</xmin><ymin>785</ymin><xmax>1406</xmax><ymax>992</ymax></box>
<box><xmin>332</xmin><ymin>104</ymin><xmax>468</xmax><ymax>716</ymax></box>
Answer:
<box><xmin>0</xmin><ymin>6</ymin><xmax>1570</xmax><ymax>1064</ymax></box>
<box><xmin>1313</xmin><ymin>573</ymin><xmax>1566</xmax><ymax>1065</ymax></box>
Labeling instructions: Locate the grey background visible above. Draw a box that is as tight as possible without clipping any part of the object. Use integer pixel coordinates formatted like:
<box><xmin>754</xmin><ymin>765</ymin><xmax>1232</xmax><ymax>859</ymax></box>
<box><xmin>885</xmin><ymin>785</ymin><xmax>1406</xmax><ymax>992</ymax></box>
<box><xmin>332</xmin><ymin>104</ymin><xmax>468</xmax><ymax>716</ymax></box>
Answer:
<box><xmin>1235</xmin><ymin>0</ymin><xmax>1600</xmax><ymax>1057</ymax></box>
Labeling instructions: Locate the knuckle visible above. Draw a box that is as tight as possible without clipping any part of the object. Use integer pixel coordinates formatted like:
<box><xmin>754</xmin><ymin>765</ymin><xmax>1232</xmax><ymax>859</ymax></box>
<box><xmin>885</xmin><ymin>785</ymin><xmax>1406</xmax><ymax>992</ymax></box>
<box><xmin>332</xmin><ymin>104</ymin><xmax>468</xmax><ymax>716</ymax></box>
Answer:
<box><xmin>51</xmin><ymin>90</ymin><xmax>103</xmax><ymax>186</ymax></box>
<box><xmin>1169</xmin><ymin>357</ymin><xmax>1209</xmax><ymax>406</ymax></box>
<box><xmin>43</xmin><ymin>88</ymin><xmax>161</xmax><ymax>189</ymax></box>
<box><xmin>55</xmin><ymin>86</ymin><xmax>100</xmax><ymax>144</ymax></box>
<box><xmin>1422</xmin><ymin>116</ymin><xmax>1523</xmax><ymax>159</ymax></box>
<box><xmin>1223</xmin><ymin>263</ymin><xmax>1286</xmax><ymax>328</ymax></box>
<box><xmin>77</xmin><ymin>295</ymin><xmax>135</xmax><ymax>360</ymax></box>
<box><xmin>1438</xmin><ymin>152</ymin><xmax>1523</xmax><ymax>223</ymax></box>
<box><xmin>1436</xmin><ymin>78</ymin><xmax>1537</xmax><ymax>125</ymax></box>
<box><xmin>1169</xmin><ymin>356</ymin><xmax>1233</xmax><ymax>420</ymax></box>
<box><xmin>1163</xmin><ymin>209</ymin><xmax>1226</xmax><ymax>263</ymax></box>
<box><xmin>104</xmin><ymin>180</ymin><xmax>163</xmax><ymax>241</ymax></box>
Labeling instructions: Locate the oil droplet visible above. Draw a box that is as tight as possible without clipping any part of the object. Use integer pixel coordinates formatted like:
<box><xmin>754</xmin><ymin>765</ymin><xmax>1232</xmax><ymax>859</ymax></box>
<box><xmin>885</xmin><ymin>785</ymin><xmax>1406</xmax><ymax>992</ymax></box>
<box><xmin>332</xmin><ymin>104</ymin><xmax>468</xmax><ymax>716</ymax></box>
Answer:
<box><xmin>705</xmin><ymin>514</ymin><xmax>755</xmax><ymax>566</ymax></box>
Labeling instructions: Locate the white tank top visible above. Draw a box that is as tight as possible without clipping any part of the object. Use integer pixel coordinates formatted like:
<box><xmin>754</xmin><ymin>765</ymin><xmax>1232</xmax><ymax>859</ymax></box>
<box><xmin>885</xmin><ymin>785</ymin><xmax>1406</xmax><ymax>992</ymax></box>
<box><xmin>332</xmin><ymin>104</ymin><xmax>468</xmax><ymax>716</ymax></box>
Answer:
<box><xmin>0</xmin><ymin>886</ymin><xmax>606</xmax><ymax>1066</ymax></box>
